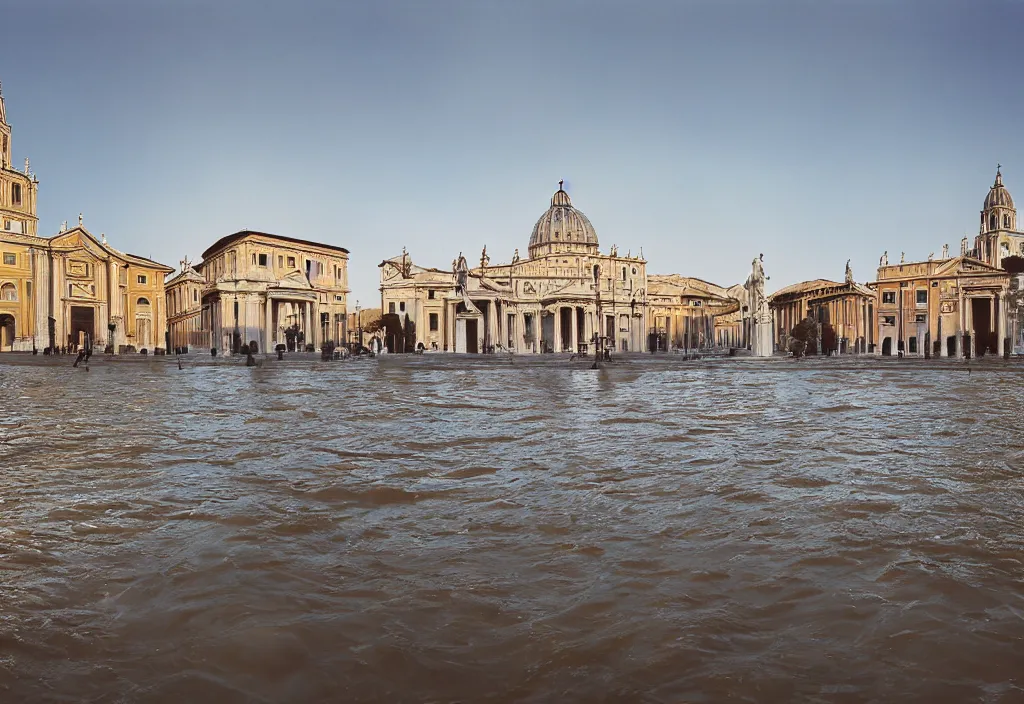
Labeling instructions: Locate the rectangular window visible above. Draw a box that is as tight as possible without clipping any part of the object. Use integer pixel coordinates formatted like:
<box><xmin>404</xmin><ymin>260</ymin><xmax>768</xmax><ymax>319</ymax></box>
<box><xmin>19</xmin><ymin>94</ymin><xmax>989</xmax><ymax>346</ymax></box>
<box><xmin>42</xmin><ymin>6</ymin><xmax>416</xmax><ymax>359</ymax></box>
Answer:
<box><xmin>691</xmin><ymin>300</ymin><xmax>702</xmax><ymax>307</ymax></box>
<box><xmin>428</xmin><ymin>290</ymin><xmax>435</xmax><ymax>300</ymax></box>
<box><xmin>288</xmin><ymin>256</ymin><xmax>296</xmax><ymax>268</ymax></box>
<box><xmin>334</xmin><ymin>295</ymin><xmax>344</xmax><ymax>301</ymax></box>
<box><xmin>193</xmin><ymin>289</ymin><xmax>198</xmax><ymax>303</ymax></box>
<box><xmin>399</xmin><ymin>302</ymin><xmax>406</xmax><ymax>312</ymax></box>
<box><xmin>914</xmin><ymin>313</ymin><xmax>927</xmax><ymax>323</ymax></box>
<box><xmin>278</xmin><ymin>255</ymin><xmax>283</xmax><ymax>269</ymax></box>
<box><xmin>908</xmin><ymin>336</ymin><xmax>918</xmax><ymax>353</ymax></box>
<box><xmin>3</xmin><ymin>253</ymin><xmax>15</xmax><ymax>266</ymax></box>
<box><xmin>429</xmin><ymin>313</ymin><xmax>439</xmax><ymax>331</ymax></box>
<box><xmin>11</xmin><ymin>184</ymin><xmax>22</xmax><ymax>205</ymax></box>
<box><xmin>258</xmin><ymin>254</ymin><xmax>268</xmax><ymax>267</ymax></box>
<box><xmin>137</xmin><ymin>275</ymin><xmax>147</xmax><ymax>285</ymax></box>
<box><xmin>389</xmin><ymin>302</ymin><xmax>395</xmax><ymax>314</ymax></box>
<box><xmin>882</xmin><ymin>291</ymin><xmax>896</xmax><ymax>304</ymax></box>
<box><xmin>916</xmin><ymin>290</ymin><xmax>927</xmax><ymax>305</ymax></box>
<box><xmin>882</xmin><ymin>315</ymin><xmax>896</xmax><ymax>326</ymax></box>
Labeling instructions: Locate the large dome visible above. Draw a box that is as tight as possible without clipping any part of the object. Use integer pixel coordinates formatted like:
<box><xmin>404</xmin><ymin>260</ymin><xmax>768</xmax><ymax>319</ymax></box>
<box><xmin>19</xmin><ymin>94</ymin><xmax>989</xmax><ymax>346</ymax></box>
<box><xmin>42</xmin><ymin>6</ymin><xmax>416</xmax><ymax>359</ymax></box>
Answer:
<box><xmin>528</xmin><ymin>182</ymin><xmax>599</xmax><ymax>258</ymax></box>
<box><xmin>985</xmin><ymin>169</ymin><xmax>1014</xmax><ymax>209</ymax></box>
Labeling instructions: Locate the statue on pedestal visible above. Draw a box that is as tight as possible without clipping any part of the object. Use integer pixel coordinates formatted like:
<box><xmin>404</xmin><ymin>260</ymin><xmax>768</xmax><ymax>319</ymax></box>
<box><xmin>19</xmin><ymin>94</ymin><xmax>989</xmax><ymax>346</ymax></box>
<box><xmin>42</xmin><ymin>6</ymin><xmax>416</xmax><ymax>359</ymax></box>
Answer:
<box><xmin>746</xmin><ymin>253</ymin><xmax>773</xmax><ymax>356</ymax></box>
<box><xmin>845</xmin><ymin>259</ymin><xmax>853</xmax><ymax>285</ymax></box>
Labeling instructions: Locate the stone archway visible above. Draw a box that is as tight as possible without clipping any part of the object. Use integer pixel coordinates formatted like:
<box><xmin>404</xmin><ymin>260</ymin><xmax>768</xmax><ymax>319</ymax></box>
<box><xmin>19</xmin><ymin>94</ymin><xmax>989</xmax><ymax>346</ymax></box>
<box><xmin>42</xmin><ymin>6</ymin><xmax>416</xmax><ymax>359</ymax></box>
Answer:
<box><xmin>881</xmin><ymin>337</ymin><xmax>892</xmax><ymax>356</ymax></box>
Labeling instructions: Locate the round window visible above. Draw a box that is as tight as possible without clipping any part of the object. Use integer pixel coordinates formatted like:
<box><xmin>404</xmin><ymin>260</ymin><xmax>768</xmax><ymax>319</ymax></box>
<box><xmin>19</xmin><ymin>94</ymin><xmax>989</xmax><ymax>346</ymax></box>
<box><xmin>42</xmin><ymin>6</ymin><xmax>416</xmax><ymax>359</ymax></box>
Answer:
<box><xmin>631</xmin><ymin>267</ymin><xmax>637</xmax><ymax>275</ymax></box>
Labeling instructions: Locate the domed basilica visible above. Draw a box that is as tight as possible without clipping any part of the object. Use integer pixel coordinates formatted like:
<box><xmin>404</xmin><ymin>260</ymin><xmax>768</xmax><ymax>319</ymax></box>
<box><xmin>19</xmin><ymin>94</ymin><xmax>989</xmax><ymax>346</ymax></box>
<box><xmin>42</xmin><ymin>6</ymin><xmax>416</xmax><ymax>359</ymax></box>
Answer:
<box><xmin>379</xmin><ymin>182</ymin><xmax>649</xmax><ymax>353</ymax></box>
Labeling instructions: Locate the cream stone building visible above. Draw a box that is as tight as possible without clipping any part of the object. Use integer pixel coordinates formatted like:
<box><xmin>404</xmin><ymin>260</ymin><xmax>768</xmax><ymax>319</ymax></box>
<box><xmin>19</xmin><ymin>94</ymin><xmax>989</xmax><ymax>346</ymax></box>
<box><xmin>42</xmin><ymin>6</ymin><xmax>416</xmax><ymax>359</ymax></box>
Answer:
<box><xmin>768</xmin><ymin>262</ymin><xmax>875</xmax><ymax>355</ymax></box>
<box><xmin>379</xmin><ymin>183</ymin><xmax>648</xmax><ymax>354</ymax></box>
<box><xmin>647</xmin><ymin>275</ymin><xmax>743</xmax><ymax>351</ymax></box>
<box><xmin>0</xmin><ymin>84</ymin><xmax>171</xmax><ymax>353</ymax></box>
<box><xmin>165</xmin><ymin>230</ymin><xmax>350</xmax><ymax>353</ymax></box>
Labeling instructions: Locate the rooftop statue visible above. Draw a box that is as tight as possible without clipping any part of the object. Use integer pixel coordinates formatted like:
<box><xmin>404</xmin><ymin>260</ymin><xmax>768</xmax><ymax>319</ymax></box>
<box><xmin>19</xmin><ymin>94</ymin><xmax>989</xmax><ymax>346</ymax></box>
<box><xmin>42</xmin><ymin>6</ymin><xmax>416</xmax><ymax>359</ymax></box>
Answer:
<box><xmin>880</xmin><ymin>251</ymin><xmax>888</xmax><ymax>267</ymax></box>
<box><xmin>845</xmin><ymin>259</ymin><xmax>853</xmax><ymax>284</ymax></box>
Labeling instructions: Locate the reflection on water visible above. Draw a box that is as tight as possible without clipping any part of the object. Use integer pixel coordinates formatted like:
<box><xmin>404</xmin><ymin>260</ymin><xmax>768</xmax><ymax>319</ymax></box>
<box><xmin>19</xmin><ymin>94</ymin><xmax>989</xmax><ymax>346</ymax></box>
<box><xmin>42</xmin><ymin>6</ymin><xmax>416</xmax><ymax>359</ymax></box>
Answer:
<box><xmin>2</xmin><ymin>355</ymin><xmax>1024</xmax><ymax>702</ymax></box>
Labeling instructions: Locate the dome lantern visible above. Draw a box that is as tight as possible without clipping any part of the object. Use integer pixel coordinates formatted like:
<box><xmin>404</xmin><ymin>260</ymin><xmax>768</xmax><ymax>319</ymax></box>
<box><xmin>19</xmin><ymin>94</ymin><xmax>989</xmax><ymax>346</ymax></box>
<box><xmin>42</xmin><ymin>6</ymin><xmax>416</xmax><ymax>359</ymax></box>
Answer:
<box><xmin>528</xmin><ymin>181</ymin><xmax>599</xmax><ymax>258</ymax></box>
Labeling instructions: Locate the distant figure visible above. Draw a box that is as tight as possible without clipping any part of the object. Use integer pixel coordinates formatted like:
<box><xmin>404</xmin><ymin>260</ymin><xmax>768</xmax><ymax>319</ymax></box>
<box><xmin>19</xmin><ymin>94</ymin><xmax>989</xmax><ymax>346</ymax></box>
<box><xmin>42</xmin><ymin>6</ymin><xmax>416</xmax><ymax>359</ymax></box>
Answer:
<box><xmin>72</xmin><ymin>350</ymin><xmax>86</xmax><ymax>368</ymax></box>
<box><xmin>245</xmin><ymin>351</ymin><xmax>256</xmax><ymax>367</ymax></box>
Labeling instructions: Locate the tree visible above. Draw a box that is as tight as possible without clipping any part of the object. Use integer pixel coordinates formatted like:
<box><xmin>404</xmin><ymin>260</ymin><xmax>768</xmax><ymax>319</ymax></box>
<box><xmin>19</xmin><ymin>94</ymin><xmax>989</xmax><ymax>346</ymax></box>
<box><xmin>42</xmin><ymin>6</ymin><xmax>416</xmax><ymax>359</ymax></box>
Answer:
<box><xmin>788</xmin><ymin>316</ymin><xmax>819</xmax><ymax>357</ymax></box>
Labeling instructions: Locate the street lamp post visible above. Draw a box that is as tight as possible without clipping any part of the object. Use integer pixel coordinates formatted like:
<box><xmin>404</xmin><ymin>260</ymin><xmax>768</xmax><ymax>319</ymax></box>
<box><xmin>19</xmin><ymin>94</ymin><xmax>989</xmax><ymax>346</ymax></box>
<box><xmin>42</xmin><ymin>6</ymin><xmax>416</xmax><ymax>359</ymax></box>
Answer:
<box><xmin>355</xmin><ymin>300</ymin><xmax>361</xmax><ymax>348</ymax></box>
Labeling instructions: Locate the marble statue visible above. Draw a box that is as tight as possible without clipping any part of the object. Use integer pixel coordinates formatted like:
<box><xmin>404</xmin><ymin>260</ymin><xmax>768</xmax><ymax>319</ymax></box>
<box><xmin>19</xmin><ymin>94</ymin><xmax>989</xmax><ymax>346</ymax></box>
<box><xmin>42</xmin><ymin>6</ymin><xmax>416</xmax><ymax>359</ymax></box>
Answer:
<box><xmin>746</xmin><ymin>253</ymin><xmax>772</xmax><ymax>356</ymax></box>
<box><xmin>942</xmin><ymin>243</ymin><xmax>949</xmax><ymax>259</ymax></box>
<box><xmin>512</xmin><ymin>248</ymin><xmax>520</xmax><ymax>264</ymax></box>
<box><xmin>880</xmin><ymin>251</ymin><xmax>888</xmax><ymax>266</ymax></box>
<box><xmin>845</xmin><ymin>259</ymin><xmax>853</xmax><ymax>284</ymax></box>
<box><xmin>455</xmin><ymin>252</ymin><xmax>469</xmax><ymax>291</ymax></box>
<box><xmin>961</xmin><ymin>236</ymin><xmax>969</xmax><ymax>255</ymax></box>
<box><xmin>900</xmin><ymin>252</ymin><xmax>905</xmax><ymax>264</ymax></box>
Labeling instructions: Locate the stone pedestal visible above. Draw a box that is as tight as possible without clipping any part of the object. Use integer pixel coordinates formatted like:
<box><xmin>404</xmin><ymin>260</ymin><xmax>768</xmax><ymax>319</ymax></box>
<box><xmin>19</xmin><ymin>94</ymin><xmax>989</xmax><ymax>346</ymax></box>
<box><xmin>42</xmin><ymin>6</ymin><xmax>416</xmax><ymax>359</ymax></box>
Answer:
<box><xmin>752</xmin><ymin>321</ymin><xmax>773</xmax><ymax>357</ymax></box>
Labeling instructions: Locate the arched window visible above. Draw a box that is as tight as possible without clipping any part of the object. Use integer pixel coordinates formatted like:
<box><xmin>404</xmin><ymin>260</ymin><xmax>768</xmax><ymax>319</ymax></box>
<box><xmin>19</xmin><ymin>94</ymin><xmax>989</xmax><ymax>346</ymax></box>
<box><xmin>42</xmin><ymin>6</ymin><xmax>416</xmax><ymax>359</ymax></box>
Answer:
<box><xmin>990</xmin><ymin>214</ymin><xmax>997</xmax><ymax>230</ymax></box>
<box><xmin>1005</xmin><ymin>214</ymin><xmax>1012</xmax><ymax>229</ymax></box>
<box><xmin>0</xmin><ymin>283</ymin><xmax>16</xmax><ymax>301</ymax></box>
<box><xmin>137</xmin><ymin>297</ymin><xmax>150</xmax><ymax>306</ymax></box>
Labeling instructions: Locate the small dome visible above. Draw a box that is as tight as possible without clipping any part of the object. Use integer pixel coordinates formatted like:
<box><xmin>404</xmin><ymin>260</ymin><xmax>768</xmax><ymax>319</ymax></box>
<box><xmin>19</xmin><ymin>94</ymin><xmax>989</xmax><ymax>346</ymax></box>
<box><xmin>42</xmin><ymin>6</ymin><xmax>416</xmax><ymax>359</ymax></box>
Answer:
<box><xmin>528</xmin><ymin>181</ymin><xmax>599</xmax><ymax>258</ymax></box>
<box><xmin>985</xmin><ymin>169</ymin><xmax>1014</xmax><ymax>209</ymax></box>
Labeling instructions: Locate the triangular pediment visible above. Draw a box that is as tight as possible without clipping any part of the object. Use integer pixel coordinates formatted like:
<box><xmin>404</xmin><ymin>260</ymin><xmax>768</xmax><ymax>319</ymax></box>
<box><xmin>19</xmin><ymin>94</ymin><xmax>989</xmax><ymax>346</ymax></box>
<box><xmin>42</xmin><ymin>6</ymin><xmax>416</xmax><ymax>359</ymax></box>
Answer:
<box><xmin>273</xmin><ymin>270</ymin><xmax>314</xmax><ymax>290</ymax></box>
<box><xmin>933</xmin><ymin>255</ymin><xmax>1006</xmax><ymax>277</ymax></box>
<box><xmin>49</xmin><ymin>227</ymin><xmax>113</xmax><ymax>261</ymax></box>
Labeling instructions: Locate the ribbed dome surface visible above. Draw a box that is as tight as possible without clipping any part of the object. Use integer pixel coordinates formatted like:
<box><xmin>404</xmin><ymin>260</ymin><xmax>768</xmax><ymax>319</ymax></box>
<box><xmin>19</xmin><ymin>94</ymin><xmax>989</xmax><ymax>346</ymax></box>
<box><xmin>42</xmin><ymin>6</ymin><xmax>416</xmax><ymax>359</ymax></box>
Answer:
<box><xmin>985</xmin><ymin>170</ymin><xmax>1014</xmax><ymax>209</ymax></box>
<box><xmin>528</xmin><ymin>182</ymin><xmax>599</xmax><ymax>258</ymax></box>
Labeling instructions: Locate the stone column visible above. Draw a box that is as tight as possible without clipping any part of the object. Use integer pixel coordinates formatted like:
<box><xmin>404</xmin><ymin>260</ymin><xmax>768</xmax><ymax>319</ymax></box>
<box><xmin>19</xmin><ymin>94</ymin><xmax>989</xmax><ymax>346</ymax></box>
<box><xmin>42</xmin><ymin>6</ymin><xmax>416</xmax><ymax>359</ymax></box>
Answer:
<box><xmin>265</xmin><ymin>297</ymin><xmax>273</xmax><ymax>354</ymax></box>
<box><xmin>569</xmin><ymin>307</ymin><xmax>577</xmax><ymax>353</ymax></box>
<box><xmin>553</xmin><ymin>306</ymin><xmax>562</xmax><ymax>352</ymax></box>
<box><xmin>990</xmin><ymin>295</ymin><xmax>996</xmax><ymax>354</ymax></box>
<box><xmin>312</xmin><ymin>299</ymin><xmax>320</xmax><ymax>348</ymax></box>
<box><xmin>957</xmin><ymin>288</ymin><xmax>965</xmax><ymax>357</ymax></box>
<box><xmin>998</xmin><ymin>291</ymin><xmax>1007</xmax><ymax>356</ymax></box>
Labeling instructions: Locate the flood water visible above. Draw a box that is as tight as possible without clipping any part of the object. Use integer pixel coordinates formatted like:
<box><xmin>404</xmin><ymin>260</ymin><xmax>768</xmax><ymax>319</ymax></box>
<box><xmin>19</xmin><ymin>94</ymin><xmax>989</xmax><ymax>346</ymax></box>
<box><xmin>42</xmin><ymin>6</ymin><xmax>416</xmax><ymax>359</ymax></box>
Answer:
<box><xmin>1</xmin><ymin>353</ymin><xmax>1024</xmax><ymax>703</ymax></box>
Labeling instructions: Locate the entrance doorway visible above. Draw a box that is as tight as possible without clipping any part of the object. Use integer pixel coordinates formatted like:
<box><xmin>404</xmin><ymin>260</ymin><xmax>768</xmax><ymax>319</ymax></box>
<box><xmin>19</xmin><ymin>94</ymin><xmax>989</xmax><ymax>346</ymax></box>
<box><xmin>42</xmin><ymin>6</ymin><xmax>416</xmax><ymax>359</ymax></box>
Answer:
<box><xmin>971</xmin><ymin>298</ymin><xmax>995</xmax><ymax>356</ymax></box>
<box><xmin>559</xmin><ymin>307</ymin><xmax>572</xmax><ymax>352</ymax></box>
<box><xmin>465</xmin><ymin>319</ymin><xmax>479</xmax><ymax>354</ymax></box>
<box><xmin>881</xmin><ymin>337</ymin><xmax>892</xmax><ymax>356</ymax></box>
<box><xmin>0</xmin><ymin>314</ymin><xmax>14</xmax><ymax>351</ymax></box>
<box><xmin>70</xmin><ymin>306</ymin><xmax>95</xmax><ymax>351</ymax></box>
<box><xmin>541</xmin><ymin>313</ymin><xmax>554</xmax><ymax>353</ymax></box>
<box><xmin>947</xmin><ymin>336</ymin><xmax>957</xmax><ymax>357</ymax></box>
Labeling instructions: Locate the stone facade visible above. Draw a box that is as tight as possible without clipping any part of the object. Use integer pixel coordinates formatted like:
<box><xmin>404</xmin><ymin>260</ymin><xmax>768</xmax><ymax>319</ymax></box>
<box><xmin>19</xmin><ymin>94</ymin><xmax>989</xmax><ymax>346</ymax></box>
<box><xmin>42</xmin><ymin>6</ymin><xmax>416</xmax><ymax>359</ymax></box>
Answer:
<box><xmin>647</xmin><ymin>275</ymin><xmax>743</xmax><ymax>351</ymax></box>
<box><xmin>166</xmin><ymin>231</ymin><xmax>350</xmax><ymax>354</ymax></box>
<box><xmin>379</xmin><ymin>184</ymin><xmax>649</xmax><ymax>354</ymax></box>
<box><xmin>871</xmin><ymin>256</ymin><xmax>1010</xmax><ymax>358</ymax></box>
<box><xmin>0</xmin><ymin>85</ymin><xmax>171</xmax><ymax>353</ymax></box>
<box><xmin>769</xmin><ymin>264</ymin><xmax>875</xmax><ymax>355</ymax></box>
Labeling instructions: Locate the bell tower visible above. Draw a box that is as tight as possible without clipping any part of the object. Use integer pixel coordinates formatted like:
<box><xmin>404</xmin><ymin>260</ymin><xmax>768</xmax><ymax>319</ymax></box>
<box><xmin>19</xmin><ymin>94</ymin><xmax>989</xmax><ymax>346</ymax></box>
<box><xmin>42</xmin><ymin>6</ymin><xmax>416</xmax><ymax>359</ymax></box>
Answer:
<box><xmin>0</xmin><ymin>80</ymin><xmax>40</xmax><ymax>236</ymax></box>
<box><xmin>980</xmin><ymin>166</ymin><xmax>1016</xmax><ymax>235</ymax></box>
<box><xmin>0</xmin><ymin>81</ymin><xmax>11</xmax><ymax>170</ymax></box>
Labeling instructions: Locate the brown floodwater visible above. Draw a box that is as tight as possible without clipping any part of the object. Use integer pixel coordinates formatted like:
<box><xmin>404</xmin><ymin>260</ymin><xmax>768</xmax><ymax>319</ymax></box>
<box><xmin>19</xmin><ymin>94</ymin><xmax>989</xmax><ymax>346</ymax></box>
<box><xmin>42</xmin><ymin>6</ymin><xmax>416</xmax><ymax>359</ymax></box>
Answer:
<box><xmin>1</xmin><ymin>353</ymin><xmax>1024</xmax><ymax>703</ymax></box>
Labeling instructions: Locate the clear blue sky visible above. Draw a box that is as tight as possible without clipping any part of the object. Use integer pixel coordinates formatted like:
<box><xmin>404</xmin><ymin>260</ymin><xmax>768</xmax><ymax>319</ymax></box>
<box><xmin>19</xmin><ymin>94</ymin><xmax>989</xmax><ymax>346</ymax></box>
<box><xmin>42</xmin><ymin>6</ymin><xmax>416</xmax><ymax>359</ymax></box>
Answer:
<box><xmin>3</xmin><ymin>0</ymin><xmax>1021</xmax><ymax>305</ymax></box>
